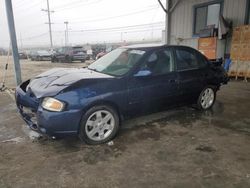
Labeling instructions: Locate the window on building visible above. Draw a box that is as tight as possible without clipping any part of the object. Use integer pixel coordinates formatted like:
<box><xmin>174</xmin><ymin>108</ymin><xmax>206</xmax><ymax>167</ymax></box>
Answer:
<box><xmin>193</xmin><ymin>1</ymin><xmax>222</xmax><ymax>35</ymax></box>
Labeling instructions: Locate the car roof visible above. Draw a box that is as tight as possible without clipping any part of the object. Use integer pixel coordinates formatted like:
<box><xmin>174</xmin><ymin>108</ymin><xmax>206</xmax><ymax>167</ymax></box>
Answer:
<box><xmin>123</xmin><ymin>43</ymin><xmax>165</xmax><ymax>48</ymax></box>
<box><xmin>121</xmin><ymin>43</ymin><xmax>195</xmax><ymax>50</ymax></box>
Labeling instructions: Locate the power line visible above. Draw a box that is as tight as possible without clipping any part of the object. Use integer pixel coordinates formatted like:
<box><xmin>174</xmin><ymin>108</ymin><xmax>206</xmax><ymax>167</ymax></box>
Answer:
<box><xmin>64</xmin><ymin>27</ymin><xmax>164</xmax><ymax>35</ymax></box>
<box><xmin>56</xmin><ymin>22</ymin><xmax>164</xmax><ymax>33</ymax></box>
<box><xmin>57</xmin><ymin>5</ymin><xmax>159</xmax><ymax>24</ymax></box>
<box><xmin>21</xmin><ymin>32</ymin><xmax>49</xmax><ymax>41</ymax></box>
<box><xmin>54</xmin><ymin>0</ymin><xmax>103</xmax><ymax>12</ymax></box>
<box><xmin>14</xmin><ymin>0</ymin><xmax>43</xmax><ymax>11</ymax></box>
<box><xmin>52</xmin><ymin>0</ymin><xmax>92</xmax><ymax>9</ymax></box>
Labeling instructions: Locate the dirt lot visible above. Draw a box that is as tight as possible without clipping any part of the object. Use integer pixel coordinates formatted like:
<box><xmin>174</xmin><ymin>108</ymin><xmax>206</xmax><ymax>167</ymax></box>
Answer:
<box><xmin>0</xmin><ymin>56</ymin><xmax>91</xmax><ymax>88</ymax></box>
<box><xmin>0</xmin><ymin>56</ymin><xmax>250</xmax><ymax>188</ymax></box>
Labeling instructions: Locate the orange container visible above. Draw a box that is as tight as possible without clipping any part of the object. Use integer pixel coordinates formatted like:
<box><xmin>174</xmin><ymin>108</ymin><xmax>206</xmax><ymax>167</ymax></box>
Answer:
<box><xmin>242</xmin><ymin>25</ymin><xmax>250</xmax><ymax>42</ymax></box>
<box><xmin>232</xmin><ymin>27</ymin><xmax>242</xmax><ymax>43</ymax></box>
<box><xmin>230</xmin><ymin>43</ymin><xmax>241</xmax><ymax>60</ymax></box>
<box><xmin>239</xmin><ymin>44</ymin><xmax>248</xmax><ymax>61</ymax></box>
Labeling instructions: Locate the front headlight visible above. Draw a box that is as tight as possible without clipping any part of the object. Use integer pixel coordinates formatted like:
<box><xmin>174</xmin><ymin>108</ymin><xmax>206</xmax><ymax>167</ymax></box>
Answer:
<box><xmin>42</xmin><ymin>97</ymin><xmax>65</xmax><ymax>112</ymax></box>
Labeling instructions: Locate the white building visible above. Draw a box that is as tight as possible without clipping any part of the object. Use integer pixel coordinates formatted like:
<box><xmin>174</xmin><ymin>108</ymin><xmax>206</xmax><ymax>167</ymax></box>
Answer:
<box><xmin>164</xmin><ymin>0</ymin><xmax>250</xmax><ymax>58</ymax></box>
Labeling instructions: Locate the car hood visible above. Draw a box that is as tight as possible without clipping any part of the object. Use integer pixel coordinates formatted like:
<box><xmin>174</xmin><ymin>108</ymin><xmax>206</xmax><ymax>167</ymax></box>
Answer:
<box><xmin>27</xmin><ymin>68</ymin><xmax>114</xmax><ymax>98</ymax></box>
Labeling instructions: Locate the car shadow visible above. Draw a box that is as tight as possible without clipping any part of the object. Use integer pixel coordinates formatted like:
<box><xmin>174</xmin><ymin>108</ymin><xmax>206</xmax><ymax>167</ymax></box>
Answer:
<box><xmin>34</xmin><ymin>101</ymin><xmax>226</xmax><ymax>164</ymax></box>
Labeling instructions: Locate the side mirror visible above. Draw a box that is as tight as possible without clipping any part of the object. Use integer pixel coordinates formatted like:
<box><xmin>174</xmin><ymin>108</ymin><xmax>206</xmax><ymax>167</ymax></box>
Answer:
<box><xmin>134</xmin><ymin>70</ymin><xmax>152</xmax><ymax>77</ymax></box>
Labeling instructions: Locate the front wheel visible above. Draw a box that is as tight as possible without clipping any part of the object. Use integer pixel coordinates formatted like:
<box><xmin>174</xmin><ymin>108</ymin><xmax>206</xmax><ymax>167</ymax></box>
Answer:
<box><xmin>51</xmin><ymin>57</ymin><xmax>57</xmax><ymax>63</ymax></box>
<box><xmin>197</xmin><ymin>86</ymin><xmax>216</xmax><ymax>110</ymax></box>
<box><xmin>79</xmin><ymin>105</ymin><xmax>120</xmax><ymax>145</ymax></box>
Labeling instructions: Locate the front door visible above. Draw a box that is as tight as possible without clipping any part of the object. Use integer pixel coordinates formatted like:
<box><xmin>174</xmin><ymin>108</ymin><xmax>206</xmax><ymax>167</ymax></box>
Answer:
<box><xmin>127</xmin><ymin>48</ymin><xmax>179</xmax><ymax>116</ymax></box>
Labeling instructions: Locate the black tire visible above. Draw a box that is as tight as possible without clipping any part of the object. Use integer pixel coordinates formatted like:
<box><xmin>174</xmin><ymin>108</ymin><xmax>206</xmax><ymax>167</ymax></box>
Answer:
<box><xmin>79</xmin><ymin>105</ymin><xmax>120</xmax><ymax>145</ymax></box>
<box><xmin>51</xmin><ymin>57</ymin><xmax>56</xmax><ymax>63</ymax></box>
<box><xmin>65</xmin><ymin>56</ymin><xmax>72</xmax><ymax>63</ymax></box>
<box><xmin>197</xmin><ymin>86</ymin><xmax>216</xmax><ymax>110</ymax></box>
<box><xmin>59</xmin><ymin>58</ymin><xmax>64</xmax><ymax>63</ymax></box>
<box><xmin>81</xmin><ymin>59</ymin><xmax>85</xmax><ymax>63</ymax></box>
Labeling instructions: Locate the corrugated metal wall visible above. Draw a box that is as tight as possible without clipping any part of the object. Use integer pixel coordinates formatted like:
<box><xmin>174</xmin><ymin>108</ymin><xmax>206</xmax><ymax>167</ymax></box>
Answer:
<box><xmin>169</xmin><ymin>0</ymin><xmax>247</xmax><ymax>56</ymax></box>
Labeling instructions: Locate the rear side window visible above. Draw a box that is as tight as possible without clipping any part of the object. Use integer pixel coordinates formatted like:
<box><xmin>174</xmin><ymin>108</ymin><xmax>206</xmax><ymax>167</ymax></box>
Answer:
<box><xmin>175</xmin><ymin>49</ymin><xmax>199</xmax><ymax>70</ymax></box>
<box><xmin>197</xmin><ymin>52</ymin><xmax>209</xmax><ymax>67</ymax></box>
<box><xmin>139</xmin><ymin>49</ymin><xmax>174</xmax><ymax>75</ymax></box>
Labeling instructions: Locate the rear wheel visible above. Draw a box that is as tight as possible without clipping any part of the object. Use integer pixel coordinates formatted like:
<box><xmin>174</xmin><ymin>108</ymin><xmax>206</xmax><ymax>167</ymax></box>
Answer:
<box><xmin>197</xmin><ymin>86</ymin><xmax>216</xmax><ymax>110</ymax></box>
<box><xmin>79</xmin><ymin>105</ymin><xmax>119</xmax><ymax>145</ymax></box>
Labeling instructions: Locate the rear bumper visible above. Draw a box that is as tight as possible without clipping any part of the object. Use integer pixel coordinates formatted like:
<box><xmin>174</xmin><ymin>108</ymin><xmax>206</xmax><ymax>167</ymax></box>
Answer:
<box><xmin>41</xmin><ymin>56</ymin><xmax>51</xmax><ymax>61</ymax></box>
<box><xmin>222</xmin><ymin>73</ymin><xmax>230</xmax><ymax>85</ymax></box>
<box><xmin>15</xmin><ymin>83</ymin><xmax>81</xmax><ymax>137</ymax></box>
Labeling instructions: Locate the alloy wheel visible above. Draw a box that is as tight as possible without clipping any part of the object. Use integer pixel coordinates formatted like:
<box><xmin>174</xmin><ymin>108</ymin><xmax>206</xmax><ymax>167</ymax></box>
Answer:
<box><xmin>85</xmin><ymin>110</ymin><xmax>115</xmax><ymax>141</ymax></box>
<box><xmin>200</xmin><ymin>88</ymin><xmax>215</xmax><ymax>109</ymax></box>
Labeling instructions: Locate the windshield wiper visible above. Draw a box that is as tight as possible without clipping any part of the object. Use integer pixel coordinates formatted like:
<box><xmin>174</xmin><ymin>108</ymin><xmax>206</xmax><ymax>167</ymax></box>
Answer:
<box><xmin>87</xmin><ymin>67</ymin><xmax>97</xmax><ymax>71</ymax></box>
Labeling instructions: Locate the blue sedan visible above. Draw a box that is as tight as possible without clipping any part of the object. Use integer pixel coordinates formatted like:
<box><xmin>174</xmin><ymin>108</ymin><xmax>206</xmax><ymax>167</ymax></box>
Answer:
<box><xmin>15</xmin><ymin>44</ymin><xmax>228</xmax><ymax>144</ymax></box>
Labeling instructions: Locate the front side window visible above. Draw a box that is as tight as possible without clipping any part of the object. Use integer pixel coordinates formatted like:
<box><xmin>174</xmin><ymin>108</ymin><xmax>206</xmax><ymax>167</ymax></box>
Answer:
<box><xmin>138</xmin><ymin>49</ymin><xmax>174</xmax><ymax>76</ymax></box>
<box><xmin>88</xmin><ymin>48</ymin><xmax>145</xmax><ymax>76</ymax></box>
<box><xmin>176</xmin><ymin>49</ymin><xmax>199</xmax><ymax>71</ymax></box>
<box><xmin>194</xmin><ymin>2</ymin><xmax>222</xmax><ymax>35</ymax></box>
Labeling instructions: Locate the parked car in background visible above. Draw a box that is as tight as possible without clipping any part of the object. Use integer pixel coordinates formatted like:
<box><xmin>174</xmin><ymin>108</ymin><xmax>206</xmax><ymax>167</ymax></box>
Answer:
<box><xmin>95</xmin><ymin>51</ymin><xmax>106</xmax><ymax>59</ymax></box>
<box><xmin>91</xmin><ymin>44</ymin><xmax>106</xmax><ymax>60</ymax></box>
<box><xmin>95</xmin><ymin>45</ymin><xmax>120</xmax><ymax>60</ymax></box>
<box><xmin>30</xmin><ymin>50</ymin><xmax>51</xmax><ymax>61</ymax></box>
<box><xmin>0</xmin><ymin>48</ymin><xmax>8</xmax><ymax>56</ymax></box>
<box><xmin>18</xmin><ymin>52</ymin><xmax>28</xmax><ymax>59</ymax></box>
<box><xmin>51</xmin><ymin>46</ymin><xmax>87</xmax><ymax>63</ymax></box>
<box><xmin>15</xmin><ymin>44</ymin><xmax>228</xmax><ymax>145</ymax></box>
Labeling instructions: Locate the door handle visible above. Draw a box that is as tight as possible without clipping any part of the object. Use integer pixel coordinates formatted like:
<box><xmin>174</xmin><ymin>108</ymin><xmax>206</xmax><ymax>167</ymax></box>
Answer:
<box><xmin>169</xmin><ymin>79</ymin><xmax>178</xmax><ymax>83</ymax></box>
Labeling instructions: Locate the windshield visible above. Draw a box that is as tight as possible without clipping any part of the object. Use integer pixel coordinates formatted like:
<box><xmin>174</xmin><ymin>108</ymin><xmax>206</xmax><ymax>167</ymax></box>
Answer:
<box><xmin>38</xmin><ymin>50</ymin><xmax>50</xmax><ymax>55</ymax></box>
<box><xmin>88</xmin><ymin>48</ymin><xmax>145</xmax><ymax>76</ymax></box>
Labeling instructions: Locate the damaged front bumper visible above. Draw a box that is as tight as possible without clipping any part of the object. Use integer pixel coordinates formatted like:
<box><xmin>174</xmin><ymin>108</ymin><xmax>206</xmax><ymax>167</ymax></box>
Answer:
<box><xmin>15</xmin><ymin>80</ymin><xmax>81</xmax><ymax>137</ymax></box>
<box><xmin>15</xmin><ymin>80</ymin><xmax>43</xmax><ymax>134</ymax></box>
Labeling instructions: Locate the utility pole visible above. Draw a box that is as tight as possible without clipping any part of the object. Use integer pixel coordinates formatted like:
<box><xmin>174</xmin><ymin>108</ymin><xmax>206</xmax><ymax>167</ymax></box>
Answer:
<box><xmin>42</xmin><ymin>0</ymin><xmax>54</xmax><ymax>49</ymax></box>
<box><xmin>5</xmin><ymin>0</ymin><xmax>22</xmax><ymax>85</ymax></box>
<box><xmin>120</xmin><ymin>32</ymin><xmax>127</xmax><ymax>43</ymax></box>
<box><xmin>64</xmin><ymin>21</ymin><xmax>69</xmax><ymax>46</ymax></box>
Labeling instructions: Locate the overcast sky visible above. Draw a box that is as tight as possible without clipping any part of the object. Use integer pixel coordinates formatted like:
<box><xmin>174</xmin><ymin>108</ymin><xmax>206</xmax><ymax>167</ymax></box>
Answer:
<box><xmin>0</xmin><ymin>0</ymin><xmax>166</xmax><ymax>48</ymax></box>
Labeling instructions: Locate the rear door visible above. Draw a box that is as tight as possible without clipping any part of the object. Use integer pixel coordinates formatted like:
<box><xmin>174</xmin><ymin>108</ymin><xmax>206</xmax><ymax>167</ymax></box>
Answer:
<box><xmin>174</xmin><ymin>47</ymin><xmax>207</xmax><ymax>102</ymax></box>
<box><xmin>127</xmin><ymin>48</ymin><xmax>179</xmax><ymax>115</ymax></box>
